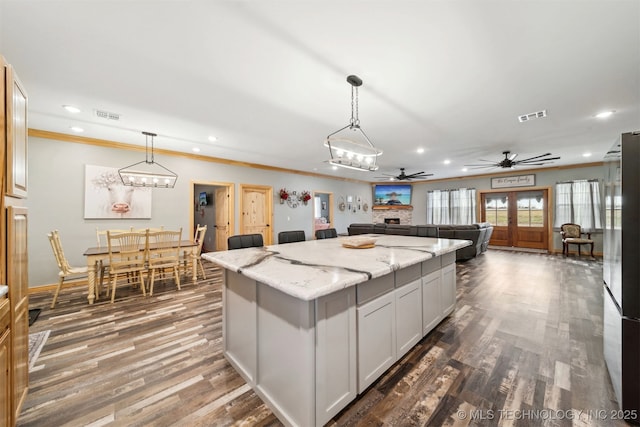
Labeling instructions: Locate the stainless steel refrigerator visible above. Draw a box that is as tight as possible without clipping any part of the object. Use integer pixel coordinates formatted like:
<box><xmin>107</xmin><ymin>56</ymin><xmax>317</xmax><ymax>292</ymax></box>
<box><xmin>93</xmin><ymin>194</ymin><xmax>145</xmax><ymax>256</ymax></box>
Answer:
<box><xmin>603</xmin><ymin>131</ymin><xmax>640</xmax><ymax>414</ymax></box>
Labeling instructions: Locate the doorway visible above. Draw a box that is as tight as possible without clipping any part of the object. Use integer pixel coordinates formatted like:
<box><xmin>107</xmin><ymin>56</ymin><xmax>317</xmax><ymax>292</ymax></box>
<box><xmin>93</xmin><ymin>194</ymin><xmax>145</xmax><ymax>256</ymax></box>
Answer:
<box><xmin>481</xmin><ymin>188</ymin><xmax>550</xmax><ymax>250</ymax></box>
<box><xmin>312</xmin><ymin>191</ymin><xmax>334</xmax><ymax>238</ymax></box>
<box><xmin>240</xmin><ymin>184</ymin><xmax>273</xmax><ymax>245</ymax></box>
<box><xmin>191</xmin><ymin>181</ymin><xmax>234</xmax><ymax>252</ymax></box>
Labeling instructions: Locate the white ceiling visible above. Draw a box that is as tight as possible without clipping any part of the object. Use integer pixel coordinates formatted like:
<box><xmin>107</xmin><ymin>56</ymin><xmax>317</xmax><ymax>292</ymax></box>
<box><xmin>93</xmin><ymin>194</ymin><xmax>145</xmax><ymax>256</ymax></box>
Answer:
<box><xmin>1</xmin><ymin>1</ymin><xmax>638</xmax><ymax>182</ymax></box>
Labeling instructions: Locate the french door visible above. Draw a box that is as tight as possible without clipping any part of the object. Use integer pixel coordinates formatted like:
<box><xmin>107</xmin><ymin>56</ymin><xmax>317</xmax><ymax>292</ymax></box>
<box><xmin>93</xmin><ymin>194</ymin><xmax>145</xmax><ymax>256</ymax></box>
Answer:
<box><xmin>481</xmin><ymin>189</ymin><xmax>549</xmax><ymax>250</ymax></box>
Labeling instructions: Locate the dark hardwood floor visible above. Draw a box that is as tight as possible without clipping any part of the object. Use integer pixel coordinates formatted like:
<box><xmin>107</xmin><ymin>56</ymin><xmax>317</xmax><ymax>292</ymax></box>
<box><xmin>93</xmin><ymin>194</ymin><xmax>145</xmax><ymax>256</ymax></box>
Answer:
<box><xmin>20</xmin><ymin>250</ymin><xmax>628</xmax><ymax>426</ymax></box>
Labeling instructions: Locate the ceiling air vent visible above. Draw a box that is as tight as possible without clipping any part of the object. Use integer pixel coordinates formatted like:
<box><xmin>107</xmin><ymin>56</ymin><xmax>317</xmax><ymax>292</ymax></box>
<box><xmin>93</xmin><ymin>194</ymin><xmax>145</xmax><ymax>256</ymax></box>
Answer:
<box><xmin>94</xmin><ymin>109</ymin><xmax>121</xmax><ymax>121</ymax></box>
<box><xmin>518</xmin><ymin>109</ymin><xmax>547</xmax><ymax>123</ymax></box>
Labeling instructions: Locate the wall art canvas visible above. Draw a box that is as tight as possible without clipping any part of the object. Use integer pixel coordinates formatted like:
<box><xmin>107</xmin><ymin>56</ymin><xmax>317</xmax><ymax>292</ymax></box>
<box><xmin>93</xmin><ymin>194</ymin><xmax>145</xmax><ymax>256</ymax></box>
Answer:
<box><xmin>84</xmin><ymin>164</ymin><xmax>152</xmax><ymax>219</ymax></box>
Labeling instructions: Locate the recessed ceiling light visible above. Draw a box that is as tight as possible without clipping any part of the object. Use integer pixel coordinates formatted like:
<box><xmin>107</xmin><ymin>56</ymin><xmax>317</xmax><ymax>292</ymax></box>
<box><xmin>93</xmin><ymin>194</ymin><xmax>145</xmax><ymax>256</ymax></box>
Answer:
<box><xmin>62</xmin><ymin>105</ymin><xmax>81</xmax><ymax>113</ymax></box>
<box><xmin>596</xmin><ymin>110</ymin><xmax>614</xmax><ymax>119</ymax></box>
<box><xmin>332</xmin><ymin>165</ymin><xmax>338</xmax><ymax>170</ymax></box>
<box><xmin>192</xmin><ymin>147</ymin><xmax>201</xmax><ymax>153</ymax></box>
<box><xmin>208</xmin><ymin>136</ymin><xmax>218</xmax><ymax>142</ymax></box>
<box><xmin>583</xmin><ymin>152</ymin><xmax>592</xmax><ymax>157</ymax></box>
<box><xmin>416</xmin><ymin>148</ymin><xmax>425</xmax><ymax>154</ymax></box>
<box><xmin>443</xmin><ymin>159</ymin><xmax>451</xmax><ymax>165</ymax></box>
<box><xmin>70</xmin><ymin>126</ymin><xmax>84</xmax><ymax>133</ymax></box>
<box><xmin>462</xmin><ymin>167</ymin><xmax>468</xmax><ymax>172</ymax></box>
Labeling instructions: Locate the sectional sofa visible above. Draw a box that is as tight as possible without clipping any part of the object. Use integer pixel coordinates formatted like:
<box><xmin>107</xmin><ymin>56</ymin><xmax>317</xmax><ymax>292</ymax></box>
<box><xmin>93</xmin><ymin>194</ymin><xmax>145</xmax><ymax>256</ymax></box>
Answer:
<box><xmin>347</xmin><ymin>222</ymin><xmax>493</xmax><ymax>261</ymax></box>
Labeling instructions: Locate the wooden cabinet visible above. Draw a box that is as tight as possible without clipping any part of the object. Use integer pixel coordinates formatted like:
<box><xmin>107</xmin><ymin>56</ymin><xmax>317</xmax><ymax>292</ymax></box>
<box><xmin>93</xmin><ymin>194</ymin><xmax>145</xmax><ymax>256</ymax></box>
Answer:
<box><xmin>0</xmin><ymin>298</ymin><xmax>11</xmax><ymax>427</ymax></box>
<box><xmin>1</xmin><ymin>54</ymin><xmax>30</xmax><ymax>426</ymax></box>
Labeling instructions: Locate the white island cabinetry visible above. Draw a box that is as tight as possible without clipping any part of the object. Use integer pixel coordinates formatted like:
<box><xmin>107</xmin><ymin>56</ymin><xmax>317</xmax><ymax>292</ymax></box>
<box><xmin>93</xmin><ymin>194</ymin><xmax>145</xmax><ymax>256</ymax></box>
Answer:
<box><xmin>206</xmin><ymin>235</ymin><xmax>470</xmax><ymax>427</ymax></box>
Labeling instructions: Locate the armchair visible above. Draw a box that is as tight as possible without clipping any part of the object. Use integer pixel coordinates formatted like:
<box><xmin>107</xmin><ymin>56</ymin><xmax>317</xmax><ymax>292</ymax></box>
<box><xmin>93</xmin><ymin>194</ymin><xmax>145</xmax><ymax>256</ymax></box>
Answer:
<box><xmin>560</xmin><ymin>223</ymin><xmax>594</xmax><ymax>258</ymax></box>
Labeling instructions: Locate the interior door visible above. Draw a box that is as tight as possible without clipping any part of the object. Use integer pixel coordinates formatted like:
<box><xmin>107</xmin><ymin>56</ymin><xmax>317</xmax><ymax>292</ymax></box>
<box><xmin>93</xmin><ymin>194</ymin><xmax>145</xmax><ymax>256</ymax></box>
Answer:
<box><xmin>240</xmin><ymin>185</ymin><xmax>273</xmax><ymax>245</ymax></box>
<box><xmin>214</xmin><ymin>187</ymin><xmax>229</xmax><ymax>251</ymax></box>
<box><xmin>482</xmin><ymin>189</ymin><xmax>549</xmax><ymax>249</ymax></box>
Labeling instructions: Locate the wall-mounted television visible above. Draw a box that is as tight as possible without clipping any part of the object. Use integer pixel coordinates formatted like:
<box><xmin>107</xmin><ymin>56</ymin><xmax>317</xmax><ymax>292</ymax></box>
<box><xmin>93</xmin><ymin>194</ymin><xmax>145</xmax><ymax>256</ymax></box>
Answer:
<box><xmin>373</xmin><ymin>184</ymin><xmax>412</xmax><ymax>206</ymax></box>
<box><xmin>199</xmin><ymin>191</ymin><xmax>210</xmax><ymax>206</ymax></box>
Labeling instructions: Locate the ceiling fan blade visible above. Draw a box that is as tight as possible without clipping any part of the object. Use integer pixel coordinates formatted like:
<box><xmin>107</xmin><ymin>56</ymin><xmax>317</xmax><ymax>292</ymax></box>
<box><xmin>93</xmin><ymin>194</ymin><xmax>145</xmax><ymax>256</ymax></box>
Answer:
<box><xmin>516</xmin><ymin>152</ymin><xmax>554</xmax><ymax>162</ymax></box>
<box><xmin>517</xmin><ymin>156</ymin><xmax>560</xmax><ymax>163</ymax></box>
<box><xmin>509</xmin><ymin>153</ymin><xmax>518</xmax><ymax>160</ymax></box>
<box><xmin>467</xmin><ymin>165</ymin><xmax>498</xmax><ymax>169</ymax></box>
<box><xmin>404</xmin><ymin>171</ymin><xmax>426</xmax><ymax>177</ymax></box>
<box><xmin>464</xmin><ymin>163</ymin><xmax>498</xmax><ymax>167</ymax></box>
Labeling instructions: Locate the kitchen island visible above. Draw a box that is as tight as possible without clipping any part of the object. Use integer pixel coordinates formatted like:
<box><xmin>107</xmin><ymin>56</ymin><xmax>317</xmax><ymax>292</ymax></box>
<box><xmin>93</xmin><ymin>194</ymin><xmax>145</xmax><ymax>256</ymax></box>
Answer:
<box><xmin>203</xmin><ymin>235</ymin><xmax>470</xmax><ymax>427</ymax></box>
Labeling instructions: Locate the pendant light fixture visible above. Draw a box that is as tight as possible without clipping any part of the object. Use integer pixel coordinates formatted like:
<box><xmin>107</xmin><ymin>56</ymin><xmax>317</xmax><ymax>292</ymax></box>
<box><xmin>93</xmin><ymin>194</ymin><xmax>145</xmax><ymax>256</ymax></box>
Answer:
<box><xmin>118</xmin><ymin>131</ymin><xmax>178</xmax><ymax>188</ymax></box>
<box><xmin>325</xmin><ymin>75</ymin><xmax>382</xmax><ymax>172</ymax></box>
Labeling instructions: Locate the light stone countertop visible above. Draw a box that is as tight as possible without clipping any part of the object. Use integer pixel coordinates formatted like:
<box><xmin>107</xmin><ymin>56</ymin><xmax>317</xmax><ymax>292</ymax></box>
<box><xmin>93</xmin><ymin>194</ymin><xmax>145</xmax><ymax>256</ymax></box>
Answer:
<box><xmin>202</xmin><ymin>234</ymin><xmax>471</xmax><ymax>301</ymax></box>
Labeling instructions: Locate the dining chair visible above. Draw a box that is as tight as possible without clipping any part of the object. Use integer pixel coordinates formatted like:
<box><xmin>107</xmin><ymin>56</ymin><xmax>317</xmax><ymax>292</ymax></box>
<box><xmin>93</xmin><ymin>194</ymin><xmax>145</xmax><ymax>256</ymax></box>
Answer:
<box><xmin>227</xmin><ymin>234</ymin><xmax>264</xmax><ymax>250</ymax></box>
<box><xmin>95</xmin><ymin>227</ymin><xmax>129</xmax><ymax>286</ymax></box>
<box><xmin>277</xmin><ymin>230</ymin><xmax>306</xmax><ymax>244</ymax></box>
<box><xmin>560</xmin><ymin>223</ymin><xmax>594</xmax><ymax>258</ymax></box>
<box><xmin>147</xmin><ymin>228</ymin><xmax>183</xmax><ymax>296</ymax></box>
<box><xmin>48</xmin><ymin>230</ymin><xmax>91</xmax><ymax>308</ymax></box>
<box><xmin>315</xmin><ymin>228</ymin><xmax>338</xmax><ymax>239</ymax></box>
<box><xmin>131</xmin><ymin>226</ymin><xmax>164</xmax><ymax>233</ymax></box>
<box><xmin>182</xmin><ymin>224</ymin><xmax>207</xmax><ymax>280</ymax></box>
<box><xmin>106</xmin><ymin>230</ymin><xmax>148</xmax><ymax>303</ymax></box>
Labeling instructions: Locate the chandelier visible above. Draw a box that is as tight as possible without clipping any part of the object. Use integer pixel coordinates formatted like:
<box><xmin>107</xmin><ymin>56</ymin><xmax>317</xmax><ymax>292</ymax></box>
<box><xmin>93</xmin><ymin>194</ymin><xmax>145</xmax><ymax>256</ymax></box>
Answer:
<box><xmin>118</xmin><ymin>132</ymin><xmax>178</xmax><ymax>188</ymax></box>
<box><xmin>325</xmin><ymin>75</ymin><xmax>382</xmax><ymax>172</ymax></box>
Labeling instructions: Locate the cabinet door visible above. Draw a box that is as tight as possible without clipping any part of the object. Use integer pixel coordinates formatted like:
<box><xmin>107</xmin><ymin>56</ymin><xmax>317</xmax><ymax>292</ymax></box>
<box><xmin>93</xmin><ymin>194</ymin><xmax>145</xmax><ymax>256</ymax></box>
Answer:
<box><xmin>8</xmin><ymin>206</ymin><xmax>29</xmax><ymax>421</ymax></box>
<box><xmin>441</xmin><ymin>263</ymin><xmax>456</xmax><ymax>316</ymax></box>
<box><xmin>395</xmin><ymin>279</ymin><xmax>422</xmax><ymax>357</ymax></box>
<box><xmin>315</xmin><ymin>287</ymin><xmax>356</xmax><ymax>426</ymax></box>
<box><xmin>357</xmin><ymin>291</ymin><xmax>395</xmax><ymax>393</ymax></box>
<box><xmin>6</xmin><ymin>64</ymin><xmax>28</xmax><ymax>198</ymax></box>
<box><xmin>422</xmin><ymin>270</ymin><xmax>442</xmax><ymax>336</ymax></box>
<box><xmin>0</xmin><ymin>299</ymin><xmax>11</xmax><ymax>427</ymax></box>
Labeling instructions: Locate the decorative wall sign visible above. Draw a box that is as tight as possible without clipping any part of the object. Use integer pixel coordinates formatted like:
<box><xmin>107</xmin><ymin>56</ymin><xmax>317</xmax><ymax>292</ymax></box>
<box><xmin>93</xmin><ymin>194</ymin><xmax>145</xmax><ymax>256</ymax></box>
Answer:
<box><xmin>84</xmin><ymin>164</ymin><xmax>152</xmax><ymax>219</ymax></box>
<box><xmin>491</xmin><ymin>174</ymin><xmax>535</xmax><ymax>189</ymax></box>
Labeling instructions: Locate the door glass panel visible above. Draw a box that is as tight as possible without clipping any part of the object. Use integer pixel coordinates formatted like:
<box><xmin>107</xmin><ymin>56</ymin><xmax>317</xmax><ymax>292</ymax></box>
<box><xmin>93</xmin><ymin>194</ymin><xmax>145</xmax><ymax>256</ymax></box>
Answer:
<box><xmin>516</xmin><ymin>191</ymin><xmax>544</xmax><ymax>227</ymax></box>
<box><xmin>485</xmin><ymin>194</ymin><xmax>508</xmax><ymax>226</ymax></box>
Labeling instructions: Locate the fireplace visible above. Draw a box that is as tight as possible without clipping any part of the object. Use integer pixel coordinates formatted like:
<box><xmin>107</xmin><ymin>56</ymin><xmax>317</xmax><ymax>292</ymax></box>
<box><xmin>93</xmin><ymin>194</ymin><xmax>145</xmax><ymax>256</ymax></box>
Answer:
<box><xmin>384</xmin><ymin>218</ymin><xmax>400</xmax><ymax>224</ymax></box>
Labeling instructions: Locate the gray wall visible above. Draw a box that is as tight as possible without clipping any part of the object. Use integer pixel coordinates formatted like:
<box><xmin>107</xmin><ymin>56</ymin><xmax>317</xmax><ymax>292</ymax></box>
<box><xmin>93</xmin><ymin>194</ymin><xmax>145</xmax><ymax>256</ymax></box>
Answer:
<box><xmin>29</xmin><ymin>137</ymin><xmax>373</xmax><ymax>287</ymax></box>
<box><xmin>29</xmin><ymin>135</ymin><xmax>602</xmax><ymax>287</ymax></box>
<box><xmin>410</xmin><ymin>164</ymin><xmax>605</xmax><ymax>253</ymax></box>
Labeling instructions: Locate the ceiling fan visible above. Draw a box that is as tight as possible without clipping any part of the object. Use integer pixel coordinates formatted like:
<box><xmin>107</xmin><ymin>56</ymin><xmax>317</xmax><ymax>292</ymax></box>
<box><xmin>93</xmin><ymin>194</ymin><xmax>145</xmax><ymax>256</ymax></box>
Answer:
<box><xmin>375</xmin><ymin>168</ymin><xmax>433</xmax><ymax>181</ymax></box>
<box><xmin>465</xmin><ymin>151</ymin><xmax>560</xmax><ymax>169</ymax></box>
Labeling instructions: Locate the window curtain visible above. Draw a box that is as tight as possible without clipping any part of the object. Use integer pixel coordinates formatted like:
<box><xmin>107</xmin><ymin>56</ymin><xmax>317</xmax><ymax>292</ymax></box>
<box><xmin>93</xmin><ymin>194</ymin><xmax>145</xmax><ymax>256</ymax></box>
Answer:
<box><xmin>554</xmin><ymin>180</ymin><xmax>602</xmax><ymax>232</ymax></box>
<box><xmin>427</xmin><ymin>188</ymin><xmax>476</xmax><ymax>224</ymax></box>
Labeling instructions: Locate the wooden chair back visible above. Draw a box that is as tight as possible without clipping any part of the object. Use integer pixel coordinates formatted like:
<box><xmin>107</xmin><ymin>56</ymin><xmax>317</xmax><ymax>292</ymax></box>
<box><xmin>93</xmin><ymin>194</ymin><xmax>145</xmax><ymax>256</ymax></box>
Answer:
<box><xmin>96</xmin><ymin>227</ymin><xmax>129</xmax><ymax>248</ymax></box>
<box><xmin>48</xmin><ymin>230</ymin><xmax>71</xmax><ymax>274</ymax></box>
<box><xmin>194</xmin><ymin>224</ymin><xmax>207</xmax><ymax>255</ymax></box>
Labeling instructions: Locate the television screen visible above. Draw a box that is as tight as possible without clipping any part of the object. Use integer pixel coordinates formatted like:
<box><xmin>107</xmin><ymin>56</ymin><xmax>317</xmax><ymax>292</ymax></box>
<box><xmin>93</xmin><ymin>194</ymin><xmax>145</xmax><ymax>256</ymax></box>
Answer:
<box><xmin>199</xmin><ymin>191</ymin><xmax>208</xmax><ymax>206</ymax></box>
<box><xmin>373</xmin><ymin>184</ymin><xmax>412</xmax><ymax>206</ymax></box>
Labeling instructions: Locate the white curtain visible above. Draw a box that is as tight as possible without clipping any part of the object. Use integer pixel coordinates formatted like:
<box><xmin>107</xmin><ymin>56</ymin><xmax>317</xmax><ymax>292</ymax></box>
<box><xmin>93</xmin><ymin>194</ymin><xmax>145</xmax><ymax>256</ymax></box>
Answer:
<box><xmin>427</xmin><ymin>188</ymin><xmax>476</xmax><ymax>224</ymax></box>
<box><xmin>554</xmin><ymin>180</ymin><xmax>602</xmax><ymax>232</ymax></box>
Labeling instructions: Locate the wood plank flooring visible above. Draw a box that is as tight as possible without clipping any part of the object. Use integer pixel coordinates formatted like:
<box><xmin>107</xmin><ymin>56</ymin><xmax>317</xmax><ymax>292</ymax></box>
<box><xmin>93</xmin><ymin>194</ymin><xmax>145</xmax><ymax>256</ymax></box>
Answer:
<box><xmin>20</xmin><ymin>250</ymin><xmax>628</xmax><ymax>426</ymax></box>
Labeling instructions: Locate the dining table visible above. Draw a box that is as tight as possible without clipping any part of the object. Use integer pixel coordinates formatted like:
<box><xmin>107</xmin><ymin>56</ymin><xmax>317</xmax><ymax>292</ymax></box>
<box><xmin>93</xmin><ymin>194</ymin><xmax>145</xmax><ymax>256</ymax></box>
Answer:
<box><xmin>83</xmin><ymin>239</ymin><xmax>199</xmax><ymax>304</ymax></box>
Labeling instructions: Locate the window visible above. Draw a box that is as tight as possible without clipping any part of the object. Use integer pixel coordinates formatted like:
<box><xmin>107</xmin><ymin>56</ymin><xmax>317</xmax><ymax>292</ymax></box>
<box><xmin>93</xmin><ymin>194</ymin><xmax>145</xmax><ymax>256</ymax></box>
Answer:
<box><xmin>427</xmin><ymin>188</ymin><xmax>476</xmax><ymax>224</ymax></box>
<box><xmin>554</xmin><ymin>180</ymin><xmax>602</xmax><ymax>232</ymax></box>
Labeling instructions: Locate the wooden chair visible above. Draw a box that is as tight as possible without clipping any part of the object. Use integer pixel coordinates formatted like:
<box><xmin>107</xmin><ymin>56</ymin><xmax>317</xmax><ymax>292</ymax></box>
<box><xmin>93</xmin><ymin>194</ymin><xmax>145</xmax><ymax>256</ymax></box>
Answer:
<box><xmin>48</xmin><ymin>230</ymin><xmax>90</xmax><ymax>308</ymax></box>
<box><xmin>106</xmin><ymin>230</ymin><xmax>148</xmax><ymax>303</ymax></box>
<box><xmin>95</xmin><ymin>227</ymin><xmax>129</xmax><ymax>286</ymax></box>
<box><xmin>182</xmin><ymin>224</ymin><xmax>207</xmax><ymax>280</ymax></box>
<box><xmin>560</xmin><ymin>223</ymin><xmax>594</xmax><ymax>258</ymax></box>
<box><xmin>147</xmin><ymin>228</ymin><xmax>183</xmax><ymax>296</ymax></box>
<box><xmin>227</xmin><ymin>234</ymin><xmax>264</xmax><ymax>250</ymax></box>
<box><xmin>131</xmin><ymin>226</ymin><xmax>164</xmax><ymax>233</ymax></box>
<box><xmin>277</xmin><ymin>230</ymin><xmax>306</xmax><ymax>244</ymax></box>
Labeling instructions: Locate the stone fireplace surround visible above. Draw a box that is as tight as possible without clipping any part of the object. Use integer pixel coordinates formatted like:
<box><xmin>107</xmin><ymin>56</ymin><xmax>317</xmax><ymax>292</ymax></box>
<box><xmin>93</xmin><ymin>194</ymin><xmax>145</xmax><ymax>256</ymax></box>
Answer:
<box><xmin>372</xmin><ymin>206</ymin><xmax>413</xmax><ymax>224</ymax></box>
